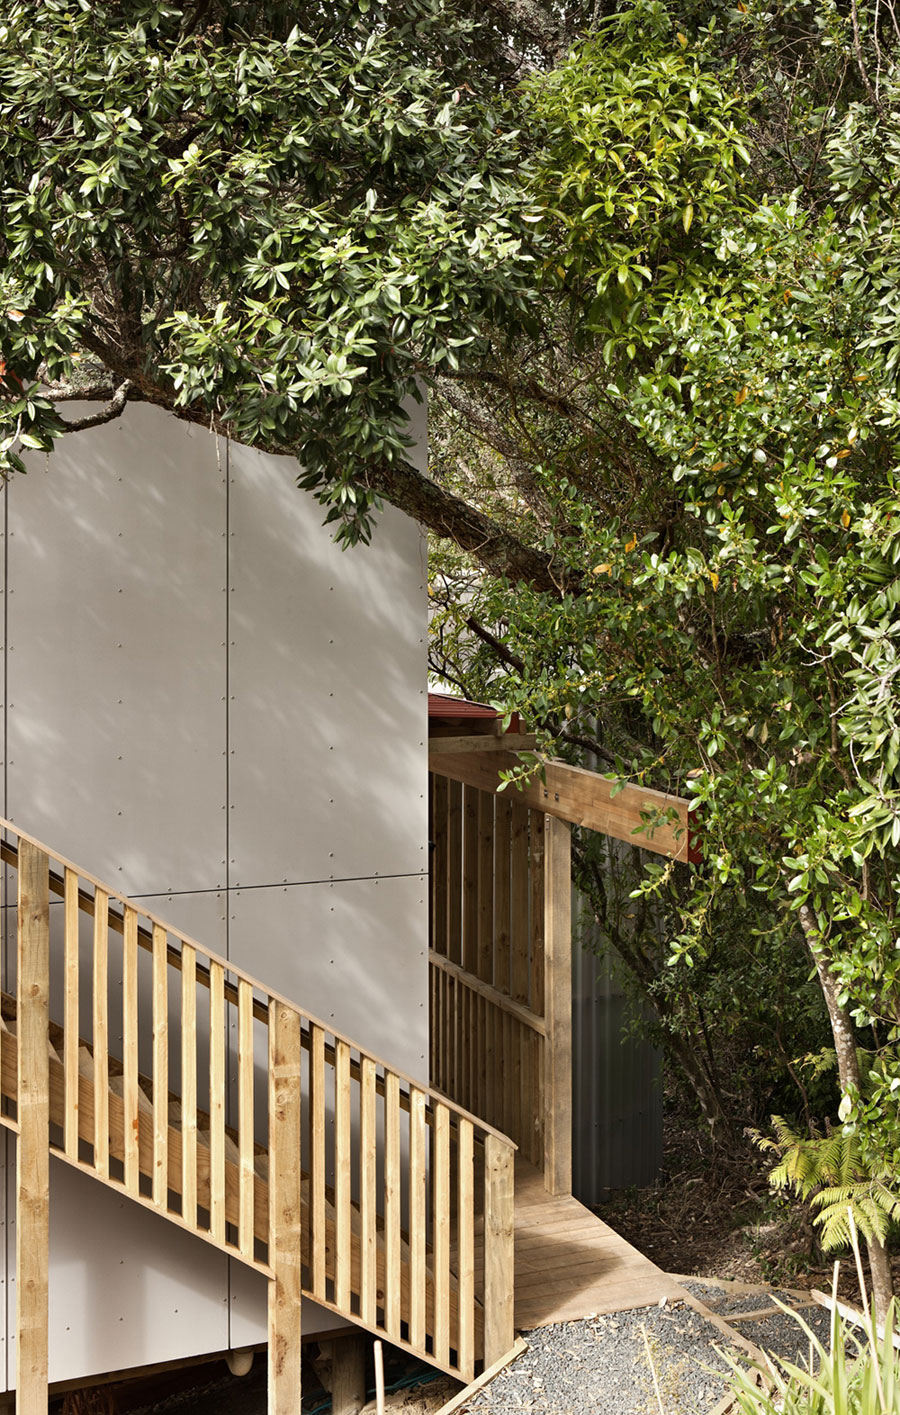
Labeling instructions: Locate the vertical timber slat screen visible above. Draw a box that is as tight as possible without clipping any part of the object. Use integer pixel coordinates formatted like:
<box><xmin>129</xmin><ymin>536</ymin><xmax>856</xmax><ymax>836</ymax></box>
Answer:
<box><xmin>429</xmin><ymin>772</ymin><xmax>548</xmax><ymax>1169</ymax></box>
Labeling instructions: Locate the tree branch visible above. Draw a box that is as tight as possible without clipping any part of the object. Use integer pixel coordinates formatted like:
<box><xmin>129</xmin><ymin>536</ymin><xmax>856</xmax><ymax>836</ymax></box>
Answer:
<box><xmin>61</xmin><ymin>380</ymin><xmax>133</xmax><ymax>432</ymax></box>
<box><xmin>464</xmin><ymin>615</ymin><xmax>526</xmax><ymax>672</ymax></box>
<box><xmin>364</xmin><ymin>457</ymin><xmax>582</xmax><ymax>597</ymax></box>
<box><xmin>45</xmin><ymin>384</ymin><xmax>116</xmax><ymax>402</ymax></box>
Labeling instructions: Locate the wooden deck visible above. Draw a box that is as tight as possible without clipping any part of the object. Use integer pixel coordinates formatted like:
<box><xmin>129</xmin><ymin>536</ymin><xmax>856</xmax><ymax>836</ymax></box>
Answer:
<box><xmin>512</xmin><ymin>1160</ymin><xmax>687</xmax><ymax>1329</ymax></box>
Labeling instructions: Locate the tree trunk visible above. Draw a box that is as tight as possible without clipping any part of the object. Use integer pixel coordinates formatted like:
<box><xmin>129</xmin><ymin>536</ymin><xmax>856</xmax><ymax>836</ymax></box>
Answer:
<box><xmin>799</xmin><ymin>905</ymin><xmax>894</xmax><ymax>1323</ymax></box>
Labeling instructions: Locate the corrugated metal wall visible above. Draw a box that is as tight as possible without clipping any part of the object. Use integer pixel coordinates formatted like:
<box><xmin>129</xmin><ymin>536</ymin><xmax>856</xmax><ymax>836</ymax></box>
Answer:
<box><xmin>571</xmin><ymin>887</ymin><xmax>664</xmax><ymax>1204</ymax></box>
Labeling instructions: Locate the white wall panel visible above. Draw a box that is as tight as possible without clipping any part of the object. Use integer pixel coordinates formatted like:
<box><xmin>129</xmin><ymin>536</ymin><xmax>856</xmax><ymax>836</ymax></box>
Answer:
<box><xmin>229</xmin><ymin>876</ymin><xmax>428</xmax><ymax>1080</ymax></box>
<box><xmin>4</xmin><ymin>1158</ymin><xmax>229</xmax><ymax>1387</ymax></box>
<box><xmin>228</xmin><ymin>436</ymin><xmax>428</xmax><ymax>889</ymax></box>
<box><xmin>2</xmin><ymin>401</ymin><xmax>430</xmax><ymax>1386</ymax></box>
<box><xmin>7</xmin><ymin>405</ymin><xmax>228</xmax><ymax>895</ymax></box>
<box><xmin>229</xmin><ymin>1269</ymin><xmax>342</xmax><ymax>1349</ymax></box>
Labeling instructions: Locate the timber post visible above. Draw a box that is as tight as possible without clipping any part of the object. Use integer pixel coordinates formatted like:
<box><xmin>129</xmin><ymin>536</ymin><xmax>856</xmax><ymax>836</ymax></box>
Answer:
<box><xmin>17</xmin><ymin>839</ymin><xmax>51</xmax><ymax>1412</ymax></box>
<box><xmin>542</xmin><ymin>816</ymin><xmax>572</xmax><ymax>1197</ymax></box>
<box><xmin>483</xmin><ymin>1133</ymin><xmax>515</xmax><ymax>1366</ymax></box>
<box><xmin>268</xmin><ymin>1000</ymin><xmax>303</xmax><ymax>1415</ymax></box>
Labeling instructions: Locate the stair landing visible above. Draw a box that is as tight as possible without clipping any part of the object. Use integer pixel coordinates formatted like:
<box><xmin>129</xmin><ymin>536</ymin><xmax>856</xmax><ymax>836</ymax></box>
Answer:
<box><xmin>512</xmin><ymin>1160</ymin><xmax>687</xmax><ymax>1329</ymax></box>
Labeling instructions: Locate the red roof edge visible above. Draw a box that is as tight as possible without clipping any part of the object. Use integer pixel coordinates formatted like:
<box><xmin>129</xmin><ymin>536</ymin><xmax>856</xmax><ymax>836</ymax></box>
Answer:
<box><xmin>428</xmin><ymin>693</ymin><xmax>520</xmax><ymax>733</ymax></box>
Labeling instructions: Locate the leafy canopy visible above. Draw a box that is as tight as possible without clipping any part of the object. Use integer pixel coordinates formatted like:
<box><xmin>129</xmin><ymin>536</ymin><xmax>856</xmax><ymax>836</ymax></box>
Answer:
<box><xmin>0</xmin><ymin>0</ymin><xmax>537</xmax><ymax>539</ymax></box>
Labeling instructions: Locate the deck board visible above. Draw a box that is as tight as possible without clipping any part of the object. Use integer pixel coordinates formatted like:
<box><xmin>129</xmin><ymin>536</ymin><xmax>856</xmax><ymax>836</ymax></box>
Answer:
<box><xmin>512</xmin><ymin>1160</ymin><xmax>687</xmax><ymax>1330</ymax></box>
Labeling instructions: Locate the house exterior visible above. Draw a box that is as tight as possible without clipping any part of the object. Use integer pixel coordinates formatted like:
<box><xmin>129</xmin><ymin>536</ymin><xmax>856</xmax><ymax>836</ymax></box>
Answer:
<box><xmin>0</xmin><ymin>400</ymin><xmax>692</xmax><ymax>1412</ymax></box>
<box><xmin>5</xmin><ymin>401</ymin><xmax>429</xmax><ymax>1391</ymax></box>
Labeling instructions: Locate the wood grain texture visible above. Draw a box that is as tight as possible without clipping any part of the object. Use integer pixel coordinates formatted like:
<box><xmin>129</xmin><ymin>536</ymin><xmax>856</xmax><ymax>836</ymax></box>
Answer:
<box><xmin>462</xmin><ymin>787</ymin><xmax>479</xmax><ymax>975</ymax></box>
<box><xmin>543</xmin><ymin>817</ymin><xmax>572</xmax><ymax>1198</ymax></box>
<box><xmin>152</xmin><ymin>923</ymin><xmax>169</xmax><ymax>1210</ymax></box>
<box><xmin>268</xmin><ymin>1001</ymin><xmax>303</xmax><ymax>1415</ymax></box>
<box><xmin>456</xmin><ymin>1118</ymin><xmax>475</xmax><ymax>1382</ymax></box>
<box><xmin>333</xmin><ymin>1038</ymin><xmax>351</xmax><ymax>1313</ymax></box>
<box><xmin>208</xmin><ymin>959</ymin><xmax>226</xmax><ymax>1244</ymax></box>
<box><xmin>476</xmin><ymin>793</ymin><xmax>494</xmax><ymax>985</ymax></box>
<box><xmin>63</xmin><ymin>867</ymin><xmax>79</xmax><ymax>1161</ymax></box>
<box><xmin>122</xmin><ymin>906</ymin><xmax>140</xmax><ymax>1194</ymax></box>
<box><xmin>309</xmin><ymin>1023</ymin><xmax>326</xmax><ymax>1301</ymax></box>
<box><xmin>511</xmin><ymin>1159</ymin><xmax>687</xmax><ymax>1329</ymax></box>
<box><xmin>509</xmin><ymin>803</ymin><xmax>530</xmax><ymax>1007</ymax></box>
<box><xmin>16</xmin><ymin>841</ymin><xmax>50</xmax><ymax>1414</ymax></box>
<box><xmin>238</xmin><ymin>978</ymin><xmax>256</xmax><ymax>1257</ymax></box>
<box><xmin>181</xmin><ymin>944</ymin><xmax>198</xmax><ymax>1227</ymax></box>
<box><xmin>432</xmin><ymin>753</ymin><xmax>691</xmax><ymax>861</ymax></box>
<box><xmin>359</xmin><ymin>1056</ymin><xmax>377</xmax><ymax>1326</ymax></box>
<box><xmin>432</xmin><ymin>1105</ymin><xmax>451</xmax><ymax>1368</ymax></box>
<box><xmin>409</xmin><ymin>1088</ymin><xmax>427</xmax><ymax>1351</ymax></box>
<box><xmin>92</xmin><ymin>887</ymin><xmax>109</xmax><ymax>1179</ymax></box>
<box><xmin>384</xmin><ymin>1070</ymin><xmax>401</xmax><ymax>1341</ymax></box>
<box><xmin>483</xmin><ymin>1134</ymin><xmax>515</xmax><ymax>1367</ymax></box>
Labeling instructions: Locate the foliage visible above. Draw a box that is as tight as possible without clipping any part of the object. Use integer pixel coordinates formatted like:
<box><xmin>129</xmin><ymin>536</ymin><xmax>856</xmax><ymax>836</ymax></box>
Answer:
<box><xmin>0</xmin><ymin>0</ymin><xmax>539</xmax><ymax>541</ymax></box>
<box><xmin>527</xmin><ymin>5</ymin><xmax>750</xmax><ymax>334</ymax></box>
<box><xmin>759</xmin><ymin>1115</ymin><xmax>900</xmax><ymax>1252</ymax></box>
<box><xmin>723</xmin><ymin>1296</ymin><xmax>900</xmax><ymax>1415</ymax></box>
<box><xmin>426</xmin><ymin>0</ymin><xmax>900</xmax><ymax>1280</ymax></box>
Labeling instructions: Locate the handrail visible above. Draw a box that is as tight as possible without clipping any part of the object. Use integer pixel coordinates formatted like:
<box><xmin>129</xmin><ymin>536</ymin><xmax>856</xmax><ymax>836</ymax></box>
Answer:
<box><xmin>2</xmin><ymin>818</ymin><xmax>519</xmax><ymax>1411</ymax></box>
<box><xmin>0</xmin><ymin>822</ymin><xmax>514</xmax><ymax>1147</ymax></box>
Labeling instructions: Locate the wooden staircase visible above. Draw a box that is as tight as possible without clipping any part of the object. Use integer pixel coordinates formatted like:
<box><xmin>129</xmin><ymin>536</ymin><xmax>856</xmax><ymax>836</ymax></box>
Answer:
<box><xmin>1</xmin><ymin>823</ymin><xmax>517</xmax><ymax>1413</ymax></box>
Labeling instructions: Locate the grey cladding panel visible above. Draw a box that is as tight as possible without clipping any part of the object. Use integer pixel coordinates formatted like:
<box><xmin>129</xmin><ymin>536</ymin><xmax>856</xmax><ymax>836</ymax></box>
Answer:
<box><xmin>8</xmin><ymin>405</ymin><xmax>228</xmax><ymax>895</ymax></box>
<box><xmin>229</xmin><ymin>875</ymin><xmax>429</xmax><ymax>1083</ymax></box>
<box><xmin>227</xmin><ymin>439</ymin><xmax>428</xmax><ymax>888</ymax></box>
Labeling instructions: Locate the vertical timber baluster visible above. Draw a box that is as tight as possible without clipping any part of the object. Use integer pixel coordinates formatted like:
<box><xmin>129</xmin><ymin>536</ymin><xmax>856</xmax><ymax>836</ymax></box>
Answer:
<box><xmin>409</xmin><ymin>1088</ymin><xmax>427</xmax><ymax>1353</ymax></box>
<box><xmin>510</xmin><ymin>803</ymin><xmax>530</xmax><ymax>1006</ymax></box>
<box><xmin>122</xmin><ymin>906</ymin><xmax>140</xmax><ymax>1193</ymax></box>
<box><xmin>483</xmin><ymin>1135</ymin><xmax>515</xmax><ymax>1368</ymax></box>
<box><xmin>543</xmin><ymin>816</ymin><xmax>572</xmax><ymax>1197</ymax></box>
<box><xmin>529</xmin><ymin>812</ymin><xmax>545</xmax><ymax>1015</ymax></box>
<box><xmin>181</xmin><ymin>944</ymin><xmax>197</xmax><ymax>1227</ymax></box>
<box><xmin>477</xmin><ymin>793</ymin><xmax>493</xmax><ymax>984</ymax></box>
<box><xmin>384</xmin><ymin>1071</ymin><xmax>401</xmax><ymax>1341</ymax></box>
<box><xmin>432</xmin><ymin>1104</ymin><xmax>450</xmax><ymax>1369</ymax></box>
<box><xmin>238</xmin><ymin>979</ymin><xmax>255</xmax><ymax>1259</ymax></box>
<box><xmin>360</xmin><ymin>1056</ymin><xmax>377</xmax><ymax>1326</ymax></box>
<box><xmin>456</xmin><ymin>1119</ymin><xmax>475</xmax><ymax>1381</ymax></box>
<box><xmin>16</xmin><ymin>840</ymin><xmax>50</xmax><ymax>1414</ymax></box>
<box><xmin>268</xmin><ymin>1000</ymin><xmax>302</xmax><ymax>1415</ymax></box>
<box><xmin>93</xmin><ymin>887</ymin><xmax>109</xmax><ymax>1179</ymax></box>
<box><xmin>334</xmin><ymin>1039</ymin><xmax>351</xmax><ymax>1314</ymax></box>
<box><xmin>433</xmin><ymin>774</ymin><xmax>448</xmax><ymax>958</ymax></box>
<box><xmin>63</xmin><ymin>868</ymin><xmax>79</xmax><ymax>1161</ymax></box>
<box><xmin>309</xmin><ymin>1023</ymin><xmax>326</xmax><ymax>1301</ymax></box>
<box><xmin>447</xmin><ymin>781</ymin><xmax>462</xmax><ymax>967</ymax></box>
<box><xmin>462</xmin><ymin>788</ymin><xmax>478</xmax><ymax>974</ymax></box>
<box><xmin>152</xmin><ymin>924</ymin><xmax>168</xmax><ymax>1208</ymax></box>
<box><xmin>494</xmin><ymin>797</ymin><xmax>512</xmax><ymax>996</ymax></box>
<box><xmin>209</xmin><ymin>960</ymin><xmax>226</xmax><ymax>1244</ymax></box>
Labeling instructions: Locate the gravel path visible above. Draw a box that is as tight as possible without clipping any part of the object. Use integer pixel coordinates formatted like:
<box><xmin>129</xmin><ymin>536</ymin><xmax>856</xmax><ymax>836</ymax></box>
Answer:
<box><xmin>461</xmin><ymin>1306</ymin><xmax>738</xmax><ymax>1415</ymax></box>
<box><xmin>460</xmin><ymin>1281</ymin><xmax>850</xmax><ymax>1415</ymax></box>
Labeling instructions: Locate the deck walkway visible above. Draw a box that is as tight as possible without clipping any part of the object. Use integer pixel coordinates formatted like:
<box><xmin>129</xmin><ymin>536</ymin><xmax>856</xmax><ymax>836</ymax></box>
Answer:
<box><xmin>512</xmin><ymin>1160</ymin><xmax>688</xmax><ymax>1329</ymax></box>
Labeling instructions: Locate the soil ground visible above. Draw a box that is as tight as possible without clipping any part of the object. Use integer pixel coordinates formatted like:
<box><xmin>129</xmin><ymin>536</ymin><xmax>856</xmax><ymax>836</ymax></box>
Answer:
<box><xmin>596</xmin><ymin>1106</ymin><xmax>898</xmax><ymax>1306</ymax></box>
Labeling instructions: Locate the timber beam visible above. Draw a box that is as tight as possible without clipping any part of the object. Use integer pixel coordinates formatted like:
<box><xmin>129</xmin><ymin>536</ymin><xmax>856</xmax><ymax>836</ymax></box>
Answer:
<box><xmin>430</xmin><ymin>751</ymin><xmax>693</xmax><ymax>863</ymax></box>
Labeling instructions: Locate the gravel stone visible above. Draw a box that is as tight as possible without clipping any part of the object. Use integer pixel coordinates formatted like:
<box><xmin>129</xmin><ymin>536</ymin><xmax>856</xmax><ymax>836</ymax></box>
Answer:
<box><xmin>461</xmin><ymin>1305</ymin><xmax>740</xmax><ymax>1415</ymax></box>
<box><xmin>680</xmin><ymin>1280</ymin><xmax>801</xmax><ymax>1316</ymax></box>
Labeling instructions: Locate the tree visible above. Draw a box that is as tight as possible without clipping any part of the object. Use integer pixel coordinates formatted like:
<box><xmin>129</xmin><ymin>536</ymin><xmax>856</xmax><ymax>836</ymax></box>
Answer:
<box><xmin>0</xmin><ymin>0</ymin><xmax>559</xmax><ymax>551</ymax></box>
<box><xmin>427</xmin><ymin>0</ymin><xmax>900</xmax><ymax>1316</ymax></box>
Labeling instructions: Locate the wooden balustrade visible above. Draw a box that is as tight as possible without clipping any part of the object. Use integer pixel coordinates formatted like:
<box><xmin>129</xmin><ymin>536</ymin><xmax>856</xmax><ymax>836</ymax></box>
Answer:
<box><xmin>0</xmin><ymin>820</ymin><xmax>517</xmax><ymax>1413</ymax></box>
<box><xmin>430</xmin><ymin>776</ymin><xmax>548</xmax><ymax>1167</ymax></box>
<box><xmin>429</xmin><ymin>771</ymin><xmax>572</xmax><ymax>1195</ymax></box>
